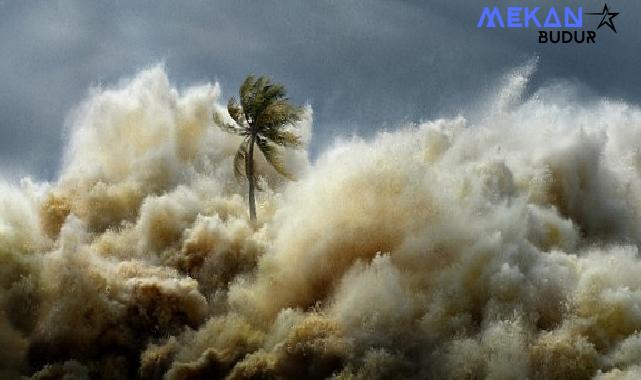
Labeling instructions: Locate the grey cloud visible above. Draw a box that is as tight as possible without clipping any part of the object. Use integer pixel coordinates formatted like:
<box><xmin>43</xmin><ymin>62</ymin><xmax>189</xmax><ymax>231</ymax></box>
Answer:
<box><xmin>0</xmin><ymin>0</ymin><xmax>639</xmax><ymax>180</ymax></box>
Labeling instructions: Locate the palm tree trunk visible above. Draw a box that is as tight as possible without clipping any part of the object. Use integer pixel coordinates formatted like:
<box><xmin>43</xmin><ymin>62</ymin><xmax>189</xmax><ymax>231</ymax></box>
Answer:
<box><xmin>246</xmin><ymin>133</ymin><xmax>257</xmax><ymax>223</ymax></box>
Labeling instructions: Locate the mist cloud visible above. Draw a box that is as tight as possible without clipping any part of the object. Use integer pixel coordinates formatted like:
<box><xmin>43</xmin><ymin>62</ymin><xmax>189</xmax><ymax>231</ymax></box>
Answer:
<box><xmin>2</xmin><ymin>61</ymin><xmax>641</xmax><ymax>378</ymax></box>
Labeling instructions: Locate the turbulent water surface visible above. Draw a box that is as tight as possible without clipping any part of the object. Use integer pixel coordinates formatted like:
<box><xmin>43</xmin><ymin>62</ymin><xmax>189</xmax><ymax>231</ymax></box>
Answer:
<box><xmin>4</xmin><ymin>63</ymin><xmax>641</xmax><ymax>379</ymax></box>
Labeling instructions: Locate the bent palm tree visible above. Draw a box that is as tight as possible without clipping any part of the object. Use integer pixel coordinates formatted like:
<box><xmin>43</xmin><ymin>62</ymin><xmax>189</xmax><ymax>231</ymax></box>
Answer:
<box><xmin>214</xmin><ymin>75</ymin><xmax>303</xmax><ymax>223</ymax></box>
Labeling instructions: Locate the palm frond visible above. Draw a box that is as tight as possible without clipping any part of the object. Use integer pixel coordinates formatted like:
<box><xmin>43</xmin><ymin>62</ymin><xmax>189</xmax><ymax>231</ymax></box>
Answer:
<box><xmin>239</xmin><ymin>75</ymin><xmax>256</xmax><ymax>104</ymax></box>
<box><xmin>213</xmin><ymin>112</ymin><xmax>247</xmax><ymax>136</ymax></box>
<box><xmin>255</xmin><ymin>100</ymin><xmax>302</xmax><ymax>133</ymax></box>
<box><xmin>239</xmin><ymin>76</ymin><xmax>292</xmax><ymax>124</ymax></box>
<box><xmin>256</xmin><ymin>137</ymin><xmax>292</xmax><ymax>179</ymax></box>
<box><xmin>253</xmin><ymin>83</ymin><xmax>286</xmax><ymax>119</ymax></box>
<box><xmin>262</xmin><ymin>129</ymin><xmax>303</xmax><ymax>148</ymax></box>
<box><xmin>227</xmin><ymin>97</ymin><xmax>244</xmax><ymax>125</ymax></box>
<box><xmin>262</xmin><ymin>83</ymin><xmax>286</xmax><ymax>104</ymax></box>
<box><xmin>254</xmin><ymin>76</ymin><xmax>268</xmax><ymax>94</ymax></box>
<box><xmin>240</xmin><ymin>75</ymin><xmax>257</xmax><ymax>121</ymax></box>
<box><xmin>233</xmin><ymin>139</ymin><xmax>249</xmax><ymax>182</ymax></box>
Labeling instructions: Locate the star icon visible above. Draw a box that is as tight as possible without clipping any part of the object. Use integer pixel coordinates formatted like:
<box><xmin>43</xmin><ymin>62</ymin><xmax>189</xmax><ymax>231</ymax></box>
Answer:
<box><xmin>587</xmin><ymin>4</ymin><xmax>619</xmax><ymax>33</ymax></box>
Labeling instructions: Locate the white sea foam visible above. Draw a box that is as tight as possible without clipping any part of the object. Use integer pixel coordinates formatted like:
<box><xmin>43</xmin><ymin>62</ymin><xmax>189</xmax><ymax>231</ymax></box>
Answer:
<box><xmin>2</xmin><ymin>62</ymin><xmax>641</xmax><ymax>379</ymax></box>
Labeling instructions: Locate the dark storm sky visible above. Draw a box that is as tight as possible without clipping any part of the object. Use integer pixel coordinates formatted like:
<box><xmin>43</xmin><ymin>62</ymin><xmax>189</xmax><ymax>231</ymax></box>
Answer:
<box><xmin>1</xmin><ymin>0</ymin><xmax>639</xmax><ymax>180</ymax></box>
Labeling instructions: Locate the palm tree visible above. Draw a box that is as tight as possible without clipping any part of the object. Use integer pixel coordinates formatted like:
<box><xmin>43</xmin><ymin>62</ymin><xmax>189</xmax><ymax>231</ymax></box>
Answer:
<box><xmin>214</xmin><ymin>75</ymin><xmax>303</xmax><ymax>223</ymax></box>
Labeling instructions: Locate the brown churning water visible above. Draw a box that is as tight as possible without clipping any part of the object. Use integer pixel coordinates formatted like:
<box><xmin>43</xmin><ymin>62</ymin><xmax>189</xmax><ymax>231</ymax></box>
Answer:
<box><xmin>3</xmin><ymin>62</ymin><xmax>641</xmax><ymax>379</ymax></box>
